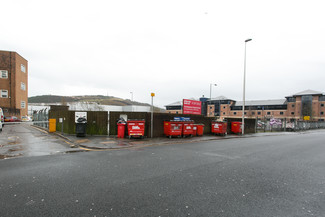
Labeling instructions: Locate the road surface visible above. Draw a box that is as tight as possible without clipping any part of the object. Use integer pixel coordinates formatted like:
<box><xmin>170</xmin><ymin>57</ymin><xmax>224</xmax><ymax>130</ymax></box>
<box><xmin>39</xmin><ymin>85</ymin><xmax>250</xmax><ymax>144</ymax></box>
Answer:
<box><xmin>1</xmin><ymin>129</ymin><xmax>325</xmax><ymax>216</ymax></box>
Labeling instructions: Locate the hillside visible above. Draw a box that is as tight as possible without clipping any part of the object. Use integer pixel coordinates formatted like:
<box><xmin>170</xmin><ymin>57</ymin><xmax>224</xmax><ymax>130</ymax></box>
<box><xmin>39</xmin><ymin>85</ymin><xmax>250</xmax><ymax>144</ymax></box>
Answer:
<box><xmin>28</xmin><ymin>95</ymin><xmax>163</xmax><ymax>110</ymax></box>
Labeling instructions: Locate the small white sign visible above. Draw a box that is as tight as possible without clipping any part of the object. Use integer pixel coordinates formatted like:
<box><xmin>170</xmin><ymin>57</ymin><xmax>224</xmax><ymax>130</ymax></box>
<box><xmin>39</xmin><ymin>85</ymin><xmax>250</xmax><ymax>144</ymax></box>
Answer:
<box><xmin>75</xmin><ymin>112</ymin><xmax>87</xmax><ymax>123</ymax></box>
<box><xmin>59</xmin><ymin>118</ymin><xmax>63</xmax><ymax>123</ymax></box>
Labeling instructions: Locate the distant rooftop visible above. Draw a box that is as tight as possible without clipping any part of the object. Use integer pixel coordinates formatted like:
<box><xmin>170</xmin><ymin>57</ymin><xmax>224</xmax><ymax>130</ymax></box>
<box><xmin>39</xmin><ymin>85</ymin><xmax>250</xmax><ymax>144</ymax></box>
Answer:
<box><xmin>208</xmin><ymin>96</ymin><xmax>233</xmax><ymax>101</ymax></box>
<box><xmin>287</xmin><ymin>89</ymin><xmax>324</xmax><ymax>97</ymax></box>
<box><xmin>235</xmin><ymin>99</ymin><xmax>286</xmax><ymax>107</ymax></box>
<box><xmin>165</xmin><ymin>96</ymin><xmax>233</xmax><ymax>107</ymax></box>
<box><xmin>165</xmin><ymin>98</ymin><xmax>198</xmax><ymax>107</ymax></box>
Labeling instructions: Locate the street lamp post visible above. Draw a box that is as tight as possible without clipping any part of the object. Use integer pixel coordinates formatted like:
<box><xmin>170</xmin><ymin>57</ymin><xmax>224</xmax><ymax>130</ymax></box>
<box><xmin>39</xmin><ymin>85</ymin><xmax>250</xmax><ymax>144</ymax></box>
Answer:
<box><xmin>242</xmin><ymin>38</ymin><xmax>252</xmax><ymax>135</ymax></box>
<box><xmin>151</xmin><ymin>92</ymin><xmax>155</xmax><ymax>138</ymax></box>
<box><xmin>209</xmin><ymin>83</ymin><xmax>217</xmax><ymax>117</ymax></box>
<box><xmin>210</xmin><ymin>84</ymin><xmax>217</xmax><ymax>103</ymax></box>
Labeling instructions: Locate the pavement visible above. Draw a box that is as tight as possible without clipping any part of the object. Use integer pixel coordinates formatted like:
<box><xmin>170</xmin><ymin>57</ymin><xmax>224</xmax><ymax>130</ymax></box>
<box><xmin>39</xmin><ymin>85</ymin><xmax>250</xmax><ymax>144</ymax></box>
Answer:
<box><xmin>3</xmin><ymin>123</ymin><xmax>265</xmax><ymax>159</ymax></box>
<box><xmin>53</xmin><ymin>129</ymin><xmax>298</xmax><ymax>150</ymax></box>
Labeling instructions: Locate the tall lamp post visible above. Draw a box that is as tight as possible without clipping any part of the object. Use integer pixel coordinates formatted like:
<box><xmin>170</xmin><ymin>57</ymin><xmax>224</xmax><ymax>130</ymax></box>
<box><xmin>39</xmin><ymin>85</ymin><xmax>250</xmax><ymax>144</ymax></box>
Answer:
<box><xmin>210</xmin><ymin>83</ymin><xmax>217</xmax><ymax>102</ymax></box>
<box><xmin>151</xmin><ymin>92</ymin><xmax>155</xmax><ymax>138</ymax></box>
<box><xmin>209</xmin><ymin>83</ymin><xmax>217</xmax><ymax>117</ymax></box>
<box><xmin>242</xmin><ymin>38</ymin><xmax>252</xmax><ymax>135</ymax></box>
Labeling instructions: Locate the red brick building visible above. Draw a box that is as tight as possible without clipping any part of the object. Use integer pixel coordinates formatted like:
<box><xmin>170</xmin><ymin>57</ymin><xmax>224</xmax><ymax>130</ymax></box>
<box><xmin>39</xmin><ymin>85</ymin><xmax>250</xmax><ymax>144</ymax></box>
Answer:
<box><xmin>165</xmin><ymin>90</ymin><xmax>325</xmax><ymax>121</ymax></box>
<box><xmin>0</xmin><ymin>50</ymin><xmax>28</xmax><ymax>118</ymax></box>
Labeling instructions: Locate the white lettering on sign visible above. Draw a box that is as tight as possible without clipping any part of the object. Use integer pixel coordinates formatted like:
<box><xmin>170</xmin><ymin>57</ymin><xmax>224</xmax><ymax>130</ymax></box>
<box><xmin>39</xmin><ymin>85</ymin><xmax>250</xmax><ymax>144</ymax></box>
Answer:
<box><xmin>132</xmin><ymin>126</ymin><xmax>140</xmax><ymax>130</ymax></box>
<box><xmin>186</xmin><ymin>126</ymin><xmax>191</xmax><ymax>129</ymax></box>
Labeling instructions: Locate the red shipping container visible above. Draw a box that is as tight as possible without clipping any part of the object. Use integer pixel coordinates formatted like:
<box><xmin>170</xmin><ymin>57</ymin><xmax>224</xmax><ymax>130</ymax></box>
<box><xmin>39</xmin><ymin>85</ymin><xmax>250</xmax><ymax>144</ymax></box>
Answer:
<box><xmin>182</xmin><ymin>121</ymin><xmax>194</xmax><ymax>137</ymax></box>
<box><xmin>117</xmin><ymin>123</ymin><xmax>126</xmax><ymax>138</ymax></box>
<box><xmin>196</xmin><ymin>124</ymin><xmax>204</xmax><ymax>136</ymax></box>
<box><xmin>231</xmin><ymin>122</ymin><xmax>242</xmax><ymax>134</ymax></box>
<box><xmin>164</xmin><ymin>121</ymin><xmax>183</xmax><ymax>138</ymax></box>
<box><xmin>127</xmin><ymin>120</ymin><xmax>145</xmax><ymax>139</ymax></box>
<box><xmin>211</xmin><ymin>121</ymin><xmax>227</xmax><ymax>136</ymax></box>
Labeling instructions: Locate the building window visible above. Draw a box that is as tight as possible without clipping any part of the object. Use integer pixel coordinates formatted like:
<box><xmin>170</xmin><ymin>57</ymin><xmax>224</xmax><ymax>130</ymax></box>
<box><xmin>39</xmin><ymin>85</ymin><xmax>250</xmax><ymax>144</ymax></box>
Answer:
<box><xmin>321</xmin><ymin>104</ymin><xmax>324</xmax><ymax>107</ymax></box>
<box><xmin>1</xmin><ymin>90</ymin><xmax>8</xmax><ymax>98</ymax></box>
<box><xmin>252</xmin><ymin>112</ymin><xmax>255</xmax><ymax>115</ymax></box>
<box><xmin>258</xmin><ymin>112</ymin><xmax>261</xmax><ymax>115</ymax></box>
<box><xmin>291</xmin><ymin>112</ymin><xmax>295</xmax><ymax>115</ymax></box>
<box><xmin>0</xmin><ymin>70</ymin><xmax>8</xmax><ymax>78</ymax></box>
<box><xmin>21</xmin><ymin>82</ymin><xmax>26</xmax><ymax>91</ymax></box>
<box><xmin>321</xmin><ymin>112</ymin><xmax>324</xmax><ymax>115</ymax></box>
<box><xmin>21</xmin><ymin>101</ymin><xmax>26</xmax><ymax>109</ymax></box>
<box><xmin>280</xmin><ymin>112</ymin><xmax>284</xmax><ymax>115</ymax></box>
<box><xmin>292</xmin><ymin>104</ymin><xmax>295</xmax><ymax>108</ymax></box>
<box><xmin>21</xmin><ymin>64</ymin><xmax>26</xmax><ymax>73</ymax></box>
<box><xmin>210</xmin><ymin>106</ymin><xmax>213</xmax><ymax>109</ymax></box>
<box><xmin>267</xmin><ymin>112</ymin><xmax>271</xmax><ymax>115</ymax></box>
<box><xmin>234</xmin><ymin>112</ymin><xmax>237</xmax><ymax>115</ymax></box>
<box><xmin>287</xmin><ymin>97</ymin><xmax>296</xmax><ymax>102</ymax></box>
<box><xmin>223</xmin><ymin>106</ymin><xmax>226</xmax><ymax>109</ymax></box>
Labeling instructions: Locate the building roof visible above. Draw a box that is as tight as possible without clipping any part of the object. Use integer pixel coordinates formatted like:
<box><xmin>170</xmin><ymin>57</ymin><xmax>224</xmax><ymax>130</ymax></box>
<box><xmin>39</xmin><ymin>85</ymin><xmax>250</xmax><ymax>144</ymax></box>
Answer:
<box><xmin>164</xmin><ymin>98</ymin><xmax>198</xmax><ymax>107</ymax></box>
<box><xmin>165</xmin><ymin>101</ymin><xmax>182</xmax><ymax>107</ymax></box>
<box><xmin>234</xmin><ymin>99</ymin><xmax>286</xmax><ymax>106</ymax></box>
<box><xmin>208</xmin><ymin>96</ymin><xmax>233</xmax><ymax>101</ymax></box>
<box><xmin>287</xmin><ymin>89</ymin><xmax>324</xmax><ymax>97</ymax></box>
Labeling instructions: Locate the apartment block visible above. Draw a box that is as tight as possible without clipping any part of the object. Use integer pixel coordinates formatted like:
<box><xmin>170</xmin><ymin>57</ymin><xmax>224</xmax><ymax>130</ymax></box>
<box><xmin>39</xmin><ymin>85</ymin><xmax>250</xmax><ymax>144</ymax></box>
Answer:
<box><xmin>0</xmin><ymin>50</ymin><xmax>28</xmax><ymax>117</ymax></box>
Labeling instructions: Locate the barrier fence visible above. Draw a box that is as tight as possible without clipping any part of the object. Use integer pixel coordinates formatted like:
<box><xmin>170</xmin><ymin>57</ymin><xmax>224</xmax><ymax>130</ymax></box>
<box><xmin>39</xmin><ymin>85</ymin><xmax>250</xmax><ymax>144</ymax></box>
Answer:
<box><xmin>257</xmin><ymin>118</ymin><xmax>325</xmax><ymax>132</ymax></box>
<box><xmin>32</xmin><ymin>109</ymin><xmax>49</xmax><ymax>129</ymax></box>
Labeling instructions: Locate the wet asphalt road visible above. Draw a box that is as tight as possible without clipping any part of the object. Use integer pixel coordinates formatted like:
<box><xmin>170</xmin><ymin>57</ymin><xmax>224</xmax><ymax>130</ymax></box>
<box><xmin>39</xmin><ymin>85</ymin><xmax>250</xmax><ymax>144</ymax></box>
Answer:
<box><xmin>1</xmin><ymin>130</ymin><xmax>325</xmax><ymax>216</ymax></box>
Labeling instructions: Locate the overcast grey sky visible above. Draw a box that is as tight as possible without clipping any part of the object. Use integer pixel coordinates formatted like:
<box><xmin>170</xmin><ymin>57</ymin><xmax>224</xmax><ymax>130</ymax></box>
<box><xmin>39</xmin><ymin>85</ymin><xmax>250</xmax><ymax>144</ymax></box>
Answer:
<box><xmin>1</xmin><ymin>0</ymin><xmax>325</xmax><ymax>107</ymax></box>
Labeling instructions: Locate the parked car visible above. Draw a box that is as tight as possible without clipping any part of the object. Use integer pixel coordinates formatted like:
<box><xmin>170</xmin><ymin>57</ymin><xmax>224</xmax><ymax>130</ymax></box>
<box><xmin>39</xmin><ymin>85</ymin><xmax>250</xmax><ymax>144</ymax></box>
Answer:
<box><xmin>4</xmin><ymin>116</ymin><xmax>21</xmax><ymax>122</ymax></box>
<box><xmin>21</xmin><ymin>116</ymin><xmax>32</xmax><ymax>122</ymax></box>
<box><xmin>0</xmin><ymin>108</ymin><xmax>4</xmax><ymax>128</ymax></box>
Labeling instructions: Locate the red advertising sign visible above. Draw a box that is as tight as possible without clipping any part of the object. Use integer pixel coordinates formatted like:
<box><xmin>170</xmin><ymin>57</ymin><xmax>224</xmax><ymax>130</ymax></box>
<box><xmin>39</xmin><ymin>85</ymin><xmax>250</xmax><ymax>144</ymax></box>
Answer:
<box><xmin>183</xmin><ymin>99</ymin><xmax>202</xmax><ymax>115</ymax></box>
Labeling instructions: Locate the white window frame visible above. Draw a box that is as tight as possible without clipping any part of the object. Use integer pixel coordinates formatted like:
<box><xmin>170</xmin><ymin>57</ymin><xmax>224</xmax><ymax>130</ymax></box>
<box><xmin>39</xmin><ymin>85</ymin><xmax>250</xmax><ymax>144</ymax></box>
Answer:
<box><xmin>21</xmin><ymin>64</ymin><xmax>26</xmax><ymax>73</ymax></box>
<box><xmin>21</xmin><ymin>101</ymin><xmax>26</xmax><ymax>109</ymax></box>
<box><xmin>0</xmin><ymin>70</ymin><xmax>8</xmax><ymax>79</ymax></box>
<box><xmin>1</xmin><ymin>90</ymin><xmax>8</xmax><ymax>98</ymax></box>
<box><xmin>21</xmin><ymin>82</ymin><xmax>26</xmax><ymax>91</ymax></box>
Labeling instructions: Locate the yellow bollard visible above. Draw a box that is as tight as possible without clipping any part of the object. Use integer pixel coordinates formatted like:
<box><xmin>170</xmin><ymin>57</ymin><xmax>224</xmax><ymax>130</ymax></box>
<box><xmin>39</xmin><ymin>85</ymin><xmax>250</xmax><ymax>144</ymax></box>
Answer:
<box><xmin>49</xmin><ymin>119</ymin><xmax>56</xmax><ymax>133</ymax></box>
